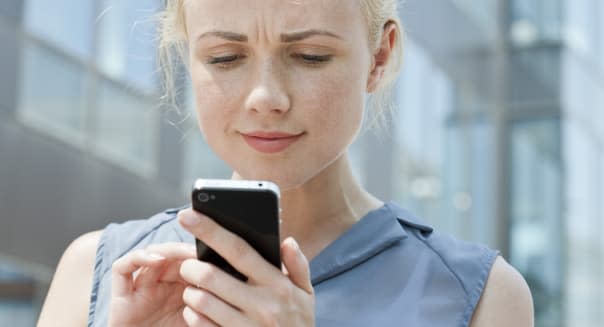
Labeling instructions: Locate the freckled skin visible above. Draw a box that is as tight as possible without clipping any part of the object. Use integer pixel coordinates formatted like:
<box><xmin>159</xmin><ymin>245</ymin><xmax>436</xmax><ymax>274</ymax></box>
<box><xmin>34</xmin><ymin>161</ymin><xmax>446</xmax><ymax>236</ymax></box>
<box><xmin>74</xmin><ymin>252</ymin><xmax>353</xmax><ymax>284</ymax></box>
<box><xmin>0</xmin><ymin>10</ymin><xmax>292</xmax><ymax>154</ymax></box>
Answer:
<box><xmin>184</xmin><ymin>0</ymin><xmax>373</xmax><ymax>190</ymax></box>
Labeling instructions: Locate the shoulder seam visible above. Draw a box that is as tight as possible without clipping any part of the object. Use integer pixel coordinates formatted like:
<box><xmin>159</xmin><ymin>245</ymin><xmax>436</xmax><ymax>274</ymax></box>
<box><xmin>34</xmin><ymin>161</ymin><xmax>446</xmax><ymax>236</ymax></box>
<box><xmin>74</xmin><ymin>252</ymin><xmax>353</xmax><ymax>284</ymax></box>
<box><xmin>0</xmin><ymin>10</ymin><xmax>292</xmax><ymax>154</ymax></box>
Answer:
<box><xmin>87</xmin><ymin>229</ymin><xmax>107</xmax><ymax>326</ymax></box>
<box><xmin>459</xmin><ymin>250</ymin><xmax>499</xmax><ymax>327</ymax></box>
<box><xmin>413</xmin><ymin>233</ymin><xmax>471</xmax><ymax>297</ymax></box>
<box><xmin>415</xmin><ymin>233</ymin><xmax>498</xmax><ymax>327</ymax></box>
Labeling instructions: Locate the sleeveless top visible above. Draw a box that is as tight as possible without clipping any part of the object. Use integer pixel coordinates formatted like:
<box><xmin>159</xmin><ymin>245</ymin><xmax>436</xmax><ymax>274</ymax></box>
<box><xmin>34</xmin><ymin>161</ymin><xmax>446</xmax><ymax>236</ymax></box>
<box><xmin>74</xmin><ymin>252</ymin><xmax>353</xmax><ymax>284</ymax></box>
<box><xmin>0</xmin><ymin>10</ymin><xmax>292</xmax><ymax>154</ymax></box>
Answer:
<box><xmin>88</xmin><ymin>202</ymin><xmax>499</xmax><ymax>327</ymax></box>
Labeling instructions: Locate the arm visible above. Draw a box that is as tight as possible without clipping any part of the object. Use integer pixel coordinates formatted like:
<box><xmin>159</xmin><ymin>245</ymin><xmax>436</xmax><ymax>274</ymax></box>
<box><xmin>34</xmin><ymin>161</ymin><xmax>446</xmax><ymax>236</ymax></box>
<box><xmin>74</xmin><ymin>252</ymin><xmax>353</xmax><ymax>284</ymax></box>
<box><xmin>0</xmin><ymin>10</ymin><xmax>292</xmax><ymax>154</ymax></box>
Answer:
<box><xmin>37</xmin><ymin>231</ymin><xmax>102</xmax><ymax>327</ymax></box>
<box><xmin>469</xmin><ymin>256</ymin><xmax>534</xmax><ymax>327</ymax></box>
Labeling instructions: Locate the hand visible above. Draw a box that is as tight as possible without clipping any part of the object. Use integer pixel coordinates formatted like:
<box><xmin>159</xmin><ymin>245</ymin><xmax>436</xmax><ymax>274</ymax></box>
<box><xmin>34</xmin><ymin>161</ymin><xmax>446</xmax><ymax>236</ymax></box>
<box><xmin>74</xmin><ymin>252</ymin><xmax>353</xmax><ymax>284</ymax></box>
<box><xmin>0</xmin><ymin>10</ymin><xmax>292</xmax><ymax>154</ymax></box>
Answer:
<box><xmin>178</xmin><ymin>208</ymin><xmax>315</xmax><ymax>326</ymax></box>
<box><xmin>108</xmin><ymin>242</ymin><xmax>196</xmax><ymax>327</ymax></box>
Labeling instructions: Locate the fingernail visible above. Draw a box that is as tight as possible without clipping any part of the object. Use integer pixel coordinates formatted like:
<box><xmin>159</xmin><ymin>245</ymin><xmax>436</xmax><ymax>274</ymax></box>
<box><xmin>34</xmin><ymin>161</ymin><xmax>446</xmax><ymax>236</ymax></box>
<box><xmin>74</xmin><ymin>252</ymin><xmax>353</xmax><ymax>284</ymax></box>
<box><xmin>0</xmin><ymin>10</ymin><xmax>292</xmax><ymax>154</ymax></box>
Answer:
<box><xmin>290</xmin><ymin>238</ymin><xmax>301</xmax><ymax>254</ymax></box>
<box><xmin>180</xmin><ymin>213</ymin><xmax>201</xmax><ymax>226</ymax></box>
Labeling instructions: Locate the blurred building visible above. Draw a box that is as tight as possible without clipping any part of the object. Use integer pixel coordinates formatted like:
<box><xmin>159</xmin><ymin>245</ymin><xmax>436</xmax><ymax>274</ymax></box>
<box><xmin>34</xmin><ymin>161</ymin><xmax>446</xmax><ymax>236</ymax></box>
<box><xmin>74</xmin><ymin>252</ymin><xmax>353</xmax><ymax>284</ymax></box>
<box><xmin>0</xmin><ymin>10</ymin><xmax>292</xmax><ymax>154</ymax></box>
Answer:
<box><xmin>0</xmin><ymin>0</ymin><xmax>602</xmax><ymax>326</ymax></box>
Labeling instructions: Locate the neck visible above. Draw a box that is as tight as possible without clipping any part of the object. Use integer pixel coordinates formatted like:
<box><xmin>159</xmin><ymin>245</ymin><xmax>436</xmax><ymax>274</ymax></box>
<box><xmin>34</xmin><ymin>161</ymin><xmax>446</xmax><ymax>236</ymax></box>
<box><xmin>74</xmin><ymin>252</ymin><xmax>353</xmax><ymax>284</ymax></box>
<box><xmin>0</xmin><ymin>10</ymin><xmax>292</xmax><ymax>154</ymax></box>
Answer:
<box><xmin>235</xmin><ymin>153</ymin><xmax>383</xmax><ymax>260</ymax></box>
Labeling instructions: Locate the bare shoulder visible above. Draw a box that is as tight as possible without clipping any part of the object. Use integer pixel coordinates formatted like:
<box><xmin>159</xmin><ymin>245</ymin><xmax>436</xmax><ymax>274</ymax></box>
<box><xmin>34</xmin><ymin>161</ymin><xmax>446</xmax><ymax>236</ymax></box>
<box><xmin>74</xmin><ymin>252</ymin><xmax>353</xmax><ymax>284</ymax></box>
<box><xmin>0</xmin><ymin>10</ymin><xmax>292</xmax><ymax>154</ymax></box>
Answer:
<box><xmin>469</xmin><ymin>256</ymin><xmax>534</xmax><ymax>327</ymax></box>
<box><xmin>38</xmin><ymin>230</ymin><xmax>103</xmax><ymax>327</ymax></box>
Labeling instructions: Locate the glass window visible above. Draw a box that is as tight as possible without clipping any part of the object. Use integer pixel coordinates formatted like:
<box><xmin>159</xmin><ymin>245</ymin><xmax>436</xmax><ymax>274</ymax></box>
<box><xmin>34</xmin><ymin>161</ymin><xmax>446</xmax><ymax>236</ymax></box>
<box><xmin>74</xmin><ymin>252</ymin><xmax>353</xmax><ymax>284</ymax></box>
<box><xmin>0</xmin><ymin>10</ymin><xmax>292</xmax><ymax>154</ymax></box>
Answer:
<box><xmin>440</xmin><ymin>119</ymin><xmax>496</xmax><ymax>246</ymax></box>
<box><xmin>509</xmin><ymin>119</ymin><xmax>562</xmax><ymax>326</ymax></box>
<box><xmin>397</xmin><ymin>40</ymin><xmax>431</xmax><ymax>162</ymax></box>
<box><xmin>391</xmin><ymin>38</ymin><xmax>498</xmax><ymax>246</ymax></box>
<box><xmin>563</xmin><ymin>0</ymin><xmax>597</xmax><ymax>58</ymax></box>
<box><xmin>562</xmin><ymin>47</ymin><xmax>603</xmax><ymax>139</ymax></box>
<box><xmin>94</xmin><ymin>79</ymin><xmax>158</xmax><ymax>177</ymax></box>
<box><xmin>23</xmin><ymin>0</ymin><xmax>94</xmax><ymax>59</ymax></box>
<box><xmin>563</xmin><ymin>119</ymin><xmax>602</xmax><ymax>327</ymax></box>
<box><xmin>17</xmin><ymin>40</ymin><xmax>87</xmax><ymax>145</ymax></box>
<box><xmin>510</xmin><ymin>0</ymin><xmax>561</xmax><ymax>46</ymax></box>
<box><xmin>452</xmin><ymin>0</ymin><xmax>498</xmax><ymax>39</ymax></box>
<box><xmin>396</xmin><ymin>39</ymin><xmax>454</xmax><ymax>167</ymax></box>
<box><xmin>96</xmin><ymin>0</ymin><xmax>162</xmax><ymax>92</ymax></box>
<box><xmin>601</xmin><ymin>2</ymin><xmax>604</xmax><ymax>71</ymax></box>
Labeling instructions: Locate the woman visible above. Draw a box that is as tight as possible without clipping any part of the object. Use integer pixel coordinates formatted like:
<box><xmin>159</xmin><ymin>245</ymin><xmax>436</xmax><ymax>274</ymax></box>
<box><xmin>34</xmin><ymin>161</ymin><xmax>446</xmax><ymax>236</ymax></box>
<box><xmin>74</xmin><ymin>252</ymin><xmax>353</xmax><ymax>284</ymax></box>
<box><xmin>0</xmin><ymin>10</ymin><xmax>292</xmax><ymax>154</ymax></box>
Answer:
<box><xmin>38</xmin><ymin>0</ymin><xmax>534</xmax><ymax>326</ymax></box>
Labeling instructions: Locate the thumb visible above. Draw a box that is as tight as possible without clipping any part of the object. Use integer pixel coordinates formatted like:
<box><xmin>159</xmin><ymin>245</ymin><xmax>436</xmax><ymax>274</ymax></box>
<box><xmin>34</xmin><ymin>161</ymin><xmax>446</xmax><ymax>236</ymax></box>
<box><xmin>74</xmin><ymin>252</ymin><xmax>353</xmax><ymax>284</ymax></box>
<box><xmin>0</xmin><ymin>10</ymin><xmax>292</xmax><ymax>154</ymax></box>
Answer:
<box><xmin>281</xmin><ymin>237</ymin><xmax>313</xmax><ymax>294</ymax></box>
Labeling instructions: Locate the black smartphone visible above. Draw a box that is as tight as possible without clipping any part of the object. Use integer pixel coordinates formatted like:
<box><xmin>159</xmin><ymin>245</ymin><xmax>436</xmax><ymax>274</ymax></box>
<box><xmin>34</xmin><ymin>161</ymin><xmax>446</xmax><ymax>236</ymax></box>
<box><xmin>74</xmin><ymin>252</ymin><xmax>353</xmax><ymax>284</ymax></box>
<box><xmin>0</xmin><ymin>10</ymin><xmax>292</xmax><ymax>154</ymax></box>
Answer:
<box><xmin>191</xmin><ymin>179</ymin><xmax>281</xmax><ymax>281</ymax></box>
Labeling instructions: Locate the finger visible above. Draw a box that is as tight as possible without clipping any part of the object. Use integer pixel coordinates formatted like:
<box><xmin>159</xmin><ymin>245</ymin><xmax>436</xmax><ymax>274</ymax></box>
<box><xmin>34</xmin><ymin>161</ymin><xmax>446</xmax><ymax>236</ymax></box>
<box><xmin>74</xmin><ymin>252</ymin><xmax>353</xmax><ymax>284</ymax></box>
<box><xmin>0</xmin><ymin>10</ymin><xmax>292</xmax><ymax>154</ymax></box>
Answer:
<box><xmin>180</xmin><ymin>259</ymin><xmax>251</xmax><ymax>310</ymax></box>
<box><xmin>134</xmin><ymin>243</ymin><xmax>197</xmax><ymax>287</ymax></box>
<box><xmin>145</xmin><ymin>243</ymin><xmax>197</xmax><ymax>283</ymax></box>
<box><xmin>182</xmin><ymin>306</ymin><xmax>219</xmax><ymax>327</ymax></box>
<box><xmin>183</xmin><ymin>287</ymin><xmax>250</xmax><ymax>327</ymax></box>
<box><xmin>178</xmin><ymin>209</ymin><xmax>281</xmax><ymax>283</ymax></box>
<box><xmin>281</xmin><ymin>238</ymin><xmax>313</xmax><ymax>294</ymax></box>
<box><xmin>133</xmin><ymin>266</ymin><xmax>159</xmax><ymax>289</ymax></box>
<box><xmin>145</xmin><ymin>242</ymin><xmax>196</xmax><ymax>259</ymax></box>
<box><xmin>111</xmin><ymin>249</ymin><xmax>165</xmax><ymax>296</ymax></box>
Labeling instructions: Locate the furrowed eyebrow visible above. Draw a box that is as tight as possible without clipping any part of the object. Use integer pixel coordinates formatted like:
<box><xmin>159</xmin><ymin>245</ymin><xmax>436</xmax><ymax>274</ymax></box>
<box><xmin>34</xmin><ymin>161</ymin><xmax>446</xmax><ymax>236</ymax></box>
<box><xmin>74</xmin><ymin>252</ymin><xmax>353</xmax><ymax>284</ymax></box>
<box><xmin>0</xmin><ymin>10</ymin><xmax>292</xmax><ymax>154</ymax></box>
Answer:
<box><xmin>280</xmin><ymin>29</ymin><xmax>343</xmax><ymax>42</ymax></box>
<box><xmin>196</xmin><ymin>29</ymin><xmax>342</xmax><ymax>43</ymax></box>
<box><xmin>197</xmin><ymin>31</ymin><xmax>248</xmax><ymax>42</ymax></box>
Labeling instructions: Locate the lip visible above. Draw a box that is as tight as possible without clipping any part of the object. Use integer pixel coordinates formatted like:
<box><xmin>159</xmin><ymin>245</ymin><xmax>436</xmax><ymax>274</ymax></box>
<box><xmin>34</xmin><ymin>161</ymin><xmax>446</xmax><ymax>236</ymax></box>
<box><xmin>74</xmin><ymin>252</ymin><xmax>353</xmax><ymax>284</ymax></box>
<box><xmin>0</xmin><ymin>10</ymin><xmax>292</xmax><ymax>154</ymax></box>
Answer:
<box><xmin>240</xmin><ymin>131</ymin><xmax>304</xmax><ymax>154</ymax></box>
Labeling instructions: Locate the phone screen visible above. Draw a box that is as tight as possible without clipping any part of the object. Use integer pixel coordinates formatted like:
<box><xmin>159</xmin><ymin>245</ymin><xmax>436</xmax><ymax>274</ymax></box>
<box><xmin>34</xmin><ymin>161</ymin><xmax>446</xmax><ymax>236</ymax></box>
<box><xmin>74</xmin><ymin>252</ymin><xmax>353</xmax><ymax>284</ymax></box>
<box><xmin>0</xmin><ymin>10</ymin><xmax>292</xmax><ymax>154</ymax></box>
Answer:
<box><xmin>191</xmin><ymin>180</ymin><xmax>281</xmax><ymax>281</ymax></box>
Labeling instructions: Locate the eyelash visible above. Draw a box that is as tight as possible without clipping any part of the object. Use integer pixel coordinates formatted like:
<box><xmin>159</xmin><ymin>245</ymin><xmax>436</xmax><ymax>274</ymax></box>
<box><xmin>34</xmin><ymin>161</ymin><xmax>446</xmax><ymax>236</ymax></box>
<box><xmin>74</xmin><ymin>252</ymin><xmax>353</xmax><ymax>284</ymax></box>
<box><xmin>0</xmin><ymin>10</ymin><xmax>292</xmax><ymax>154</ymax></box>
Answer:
<box><xmin>207</xmin><ymin>54</ymin><xmax>333</xmax><ymax>67</ymax></box>
<box><xmin>295</xmin><ymin>54</ymin><xmax>333</xmax><ymax>65</ymax></box>
<box><xmin>208</xmin><ymin>55</ymin><xmax>243</xmax><ymax>65</ymax></box>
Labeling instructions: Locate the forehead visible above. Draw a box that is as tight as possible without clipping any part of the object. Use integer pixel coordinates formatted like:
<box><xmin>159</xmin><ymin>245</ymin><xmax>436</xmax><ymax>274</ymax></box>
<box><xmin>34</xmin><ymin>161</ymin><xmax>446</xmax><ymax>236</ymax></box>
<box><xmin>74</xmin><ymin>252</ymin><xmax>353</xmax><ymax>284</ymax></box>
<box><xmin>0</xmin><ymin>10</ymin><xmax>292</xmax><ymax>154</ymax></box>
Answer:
<box><xmin>183</xmin><ymin>0</ymin><xmax>364</xmax><ymax>38</ymax></box>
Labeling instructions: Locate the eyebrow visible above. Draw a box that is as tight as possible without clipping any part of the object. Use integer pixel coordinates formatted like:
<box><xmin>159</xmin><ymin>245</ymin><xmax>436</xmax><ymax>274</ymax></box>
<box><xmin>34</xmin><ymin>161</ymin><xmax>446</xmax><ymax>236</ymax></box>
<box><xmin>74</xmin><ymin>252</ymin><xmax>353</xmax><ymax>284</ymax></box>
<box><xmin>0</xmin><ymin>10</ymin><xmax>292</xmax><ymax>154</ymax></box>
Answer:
<box><xmin>197</xmin><ymin>31</ymin><xmax>248</xmax><ymax>42</ymax></box>
<box><xmin>196</xmin><ymin>29</ymin><xmax>343</xmax><ymax>43</ymax></box>
<box><xmin>281</xmin><ymin>29</ymin><xmax>343</xmax><ymax>42</ymax></box>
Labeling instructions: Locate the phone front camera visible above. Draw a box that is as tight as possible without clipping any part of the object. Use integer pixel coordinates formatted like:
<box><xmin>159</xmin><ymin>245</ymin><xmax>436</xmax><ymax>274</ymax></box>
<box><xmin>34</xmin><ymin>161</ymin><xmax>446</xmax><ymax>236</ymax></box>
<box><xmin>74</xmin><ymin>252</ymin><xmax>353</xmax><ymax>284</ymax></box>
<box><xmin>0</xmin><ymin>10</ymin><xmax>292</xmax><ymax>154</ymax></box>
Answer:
<box><xmin>197</xmin><ymin>192</ymin><xmax>210</xmax><ymax>202</ymax></box>
<box><xmin>259</xmin><ymin>183</ymin><xmax>263</xmax><ymax>187</ymax></box>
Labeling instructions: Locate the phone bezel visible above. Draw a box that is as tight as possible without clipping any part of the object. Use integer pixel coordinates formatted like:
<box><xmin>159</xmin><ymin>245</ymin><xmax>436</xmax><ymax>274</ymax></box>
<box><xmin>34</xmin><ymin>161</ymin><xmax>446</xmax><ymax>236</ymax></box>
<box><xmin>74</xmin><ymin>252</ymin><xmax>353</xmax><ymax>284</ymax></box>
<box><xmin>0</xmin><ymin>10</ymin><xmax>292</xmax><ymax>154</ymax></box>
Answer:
<box><xmin>193</xmin><ymin>179</ymin><xmax>280</xmax><ymax>199</ymax></box>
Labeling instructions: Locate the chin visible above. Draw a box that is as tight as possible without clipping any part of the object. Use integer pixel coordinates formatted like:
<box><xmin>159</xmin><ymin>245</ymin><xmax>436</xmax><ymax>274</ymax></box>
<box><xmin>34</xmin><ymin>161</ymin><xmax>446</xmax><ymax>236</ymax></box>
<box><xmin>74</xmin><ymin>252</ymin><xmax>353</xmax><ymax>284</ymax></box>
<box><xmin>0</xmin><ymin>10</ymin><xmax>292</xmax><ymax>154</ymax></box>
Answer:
<box><xmin>234</xmin><ymin>167</ymin><xmax>311</xmax><ymax>191</ymax></box>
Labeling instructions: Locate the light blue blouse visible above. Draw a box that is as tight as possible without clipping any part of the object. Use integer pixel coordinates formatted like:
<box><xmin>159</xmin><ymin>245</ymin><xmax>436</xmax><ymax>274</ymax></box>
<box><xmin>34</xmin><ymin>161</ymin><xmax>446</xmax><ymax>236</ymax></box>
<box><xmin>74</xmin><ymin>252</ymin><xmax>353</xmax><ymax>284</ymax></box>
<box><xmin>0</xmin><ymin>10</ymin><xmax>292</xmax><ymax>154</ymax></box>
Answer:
<box><xmin>88</xmin><ymin>202</ymin><xmax>498</xmax><ymax>326</ymax></box>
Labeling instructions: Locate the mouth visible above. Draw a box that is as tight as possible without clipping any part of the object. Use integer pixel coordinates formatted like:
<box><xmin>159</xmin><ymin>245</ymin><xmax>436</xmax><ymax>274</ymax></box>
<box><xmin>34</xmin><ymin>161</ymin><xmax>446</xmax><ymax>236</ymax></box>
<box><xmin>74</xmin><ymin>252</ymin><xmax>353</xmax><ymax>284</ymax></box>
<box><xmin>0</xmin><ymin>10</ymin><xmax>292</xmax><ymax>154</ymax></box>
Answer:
<box><xmin>240</xmin><ymin>131</ymin><xmax>305</xmax><ymax>154</ymax></box>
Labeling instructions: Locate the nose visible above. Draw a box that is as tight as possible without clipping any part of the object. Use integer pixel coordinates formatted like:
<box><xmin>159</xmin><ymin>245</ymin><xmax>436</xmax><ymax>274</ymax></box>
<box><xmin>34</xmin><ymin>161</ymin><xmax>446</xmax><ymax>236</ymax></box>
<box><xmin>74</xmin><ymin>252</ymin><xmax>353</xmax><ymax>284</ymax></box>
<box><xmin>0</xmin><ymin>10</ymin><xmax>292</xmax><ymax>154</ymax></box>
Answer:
<box><xmin>244</xmin><ymin>59</ymin><xmax>291</xmax><ymax>115</ymax></box>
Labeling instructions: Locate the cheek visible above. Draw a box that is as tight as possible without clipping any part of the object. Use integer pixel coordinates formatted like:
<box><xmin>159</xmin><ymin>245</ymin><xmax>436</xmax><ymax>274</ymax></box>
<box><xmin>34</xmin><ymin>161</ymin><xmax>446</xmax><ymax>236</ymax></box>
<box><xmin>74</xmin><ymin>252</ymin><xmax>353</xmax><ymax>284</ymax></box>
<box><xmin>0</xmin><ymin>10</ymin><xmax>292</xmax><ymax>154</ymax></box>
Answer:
<box><xmin>295</xmin><ymin>65</ymin><xmax>367</xmax><ymax>140</ymax></box>
<box><xmin>192</xmin><ymin>69</ymin><xmax>244</xmax><ymax>138</ymax></box>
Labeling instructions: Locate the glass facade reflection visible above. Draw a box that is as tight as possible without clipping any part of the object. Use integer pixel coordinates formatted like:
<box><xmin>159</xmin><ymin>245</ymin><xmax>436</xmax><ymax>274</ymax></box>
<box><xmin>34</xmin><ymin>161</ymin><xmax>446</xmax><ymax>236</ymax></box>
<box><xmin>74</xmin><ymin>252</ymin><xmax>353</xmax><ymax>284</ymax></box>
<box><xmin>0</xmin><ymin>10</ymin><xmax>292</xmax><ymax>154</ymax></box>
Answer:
<box><xmin>1</xmin><ymin>1</ymin><xmax>604</xmax><ymax>326</ymax></box>
<box><xmin>95</xmin><ymin>79</ymin><xmax>159</xmax><ymax>176</ymax></box>
<box><xmin>96</xmin><ymin>0</ymin><xmax>162</xmax><ymax>92</ymax></box>
<box><xmin>17</xmin><ymin>0</ymin><xmax>162</xmax><ymax>176</ymax></box>
<box><xmin>17</xmin><ymin>40</ymin><xmax>87</xmax><ymax>145</ymax></box>
<box><xmin>510</xmin><ymin>119</ymin><xmax>563</xmax><ymax>325</ymax></box>
<box><xmin>23</xmin><ymin>0</ymin><xmax>94</xmax><ymax>59</ymax></box>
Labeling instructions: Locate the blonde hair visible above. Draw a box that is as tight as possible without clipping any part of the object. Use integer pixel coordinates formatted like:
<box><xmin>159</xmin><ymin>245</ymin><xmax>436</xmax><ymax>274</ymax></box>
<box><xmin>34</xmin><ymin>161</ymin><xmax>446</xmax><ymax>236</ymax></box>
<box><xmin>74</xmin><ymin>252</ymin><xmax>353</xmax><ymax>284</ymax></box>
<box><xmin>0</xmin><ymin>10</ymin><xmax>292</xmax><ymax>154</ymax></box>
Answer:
<box><xmin>157</xmin><ymin>0</ymin><xmax>404</xmax><ymax>127</ymax></box>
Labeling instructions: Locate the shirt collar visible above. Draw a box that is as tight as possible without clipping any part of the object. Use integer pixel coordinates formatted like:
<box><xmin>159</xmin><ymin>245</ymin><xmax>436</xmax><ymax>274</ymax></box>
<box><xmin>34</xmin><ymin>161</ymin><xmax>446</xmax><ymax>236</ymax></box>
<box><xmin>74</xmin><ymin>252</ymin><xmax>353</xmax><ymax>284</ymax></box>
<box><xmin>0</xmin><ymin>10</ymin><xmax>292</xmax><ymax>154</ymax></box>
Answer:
<box><xmin>310</xmin><ymin>202</ymin><xmax>413</xmax><ymax>285</ymax></box>
<box><xmin>170</xmin><ymin>202</ymin><xmax>433</xmax><ymax>285</ymax></box>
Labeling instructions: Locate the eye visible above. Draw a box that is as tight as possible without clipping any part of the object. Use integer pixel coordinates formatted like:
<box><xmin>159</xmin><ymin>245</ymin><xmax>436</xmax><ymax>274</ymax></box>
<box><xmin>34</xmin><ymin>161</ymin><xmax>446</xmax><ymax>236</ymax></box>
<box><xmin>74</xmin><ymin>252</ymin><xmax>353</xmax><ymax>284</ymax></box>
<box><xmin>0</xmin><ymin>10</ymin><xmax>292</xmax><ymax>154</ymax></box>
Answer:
<box><xmin>207</xmin><ymin>54</ymin><xmax>245</xmax><ymax>67</ymax></box>
<box><xmin>296</xmin><ymin>54</ymin><xmax>333</xmax><ymax>65</ymax></box>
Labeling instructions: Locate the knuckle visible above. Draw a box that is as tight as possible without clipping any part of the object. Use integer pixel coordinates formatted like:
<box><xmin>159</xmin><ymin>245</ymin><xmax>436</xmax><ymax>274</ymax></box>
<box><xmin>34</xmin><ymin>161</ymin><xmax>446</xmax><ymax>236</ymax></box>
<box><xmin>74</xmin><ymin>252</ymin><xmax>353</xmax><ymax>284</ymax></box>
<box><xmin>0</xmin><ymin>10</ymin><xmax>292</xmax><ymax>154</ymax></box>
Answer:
<box><xmin>195</xmin><ymin>290</ymin><xmax>211</xmax><ymax>309</ymax></box>
<box><xmin>176</xmin><ymin>210</ymin><xmax>186</xmax><ymax>222</ymax></box>
<box><xmin>197</xmin><ymin>264</ymin><xmax>217</xmax><ymax>288</ymax></box>
<box><xmin>274</xmin><ymin>280</ymin><xmax>295</xmax><ymax>302</ymax></box>
<box><xmin>258</xmin><ymin>305</ymin><xmax>280</xmax><ymax>327</ymax></box>
<box><xmin>179</xmin><ymin>260</ymin><xmax>189</xmax><ymax>278</ymax></box>
<box><xmin>111</xmin><ymin>250</ymin><xmax>139</xmax><ymax>270</ymax></box>
<box><xmin>231</xmin><ymin>239</ymin><xmax>249</xmax><ymax>261</ymax></box>
<box><xmin>182</xmin><ymin>306</ymin><xmax>203</xmax><ymax>326</ymax></box>
<box><xmin>180</xmin><ymin>259</ymin><xmax>198</xmax><ymax>282</ymax></box>
<box><xmin>196</xmin><ymin>221</ymin><xmax>216</xmax><ymax>244</ymax></box>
